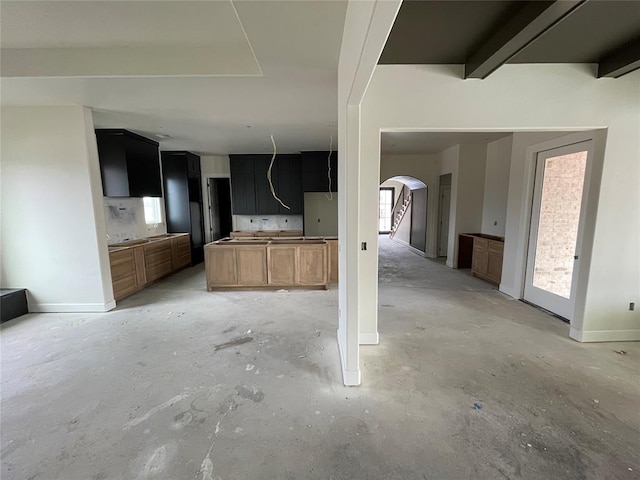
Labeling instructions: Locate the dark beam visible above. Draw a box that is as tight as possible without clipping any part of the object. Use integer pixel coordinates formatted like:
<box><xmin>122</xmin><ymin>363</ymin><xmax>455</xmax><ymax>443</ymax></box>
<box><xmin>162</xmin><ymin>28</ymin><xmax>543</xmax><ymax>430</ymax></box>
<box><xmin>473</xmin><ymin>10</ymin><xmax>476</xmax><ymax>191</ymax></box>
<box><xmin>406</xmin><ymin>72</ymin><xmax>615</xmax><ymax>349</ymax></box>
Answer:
<box><xmin>598</xmin><ymin>37</ymin><xmax>640</xmax><ymax>78</ymax></box>
<box><xmin>465</xmin><ymin>0</ymin><xmax>586</xmax><ymax>79</ymax></box>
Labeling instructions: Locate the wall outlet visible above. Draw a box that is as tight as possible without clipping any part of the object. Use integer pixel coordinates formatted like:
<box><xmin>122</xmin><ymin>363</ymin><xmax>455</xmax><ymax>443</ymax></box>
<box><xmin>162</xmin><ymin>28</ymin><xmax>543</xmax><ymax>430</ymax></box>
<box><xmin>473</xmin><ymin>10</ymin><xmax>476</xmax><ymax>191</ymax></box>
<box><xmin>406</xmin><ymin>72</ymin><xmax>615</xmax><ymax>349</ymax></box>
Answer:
<box><xmin>494</xmin><ymin>221</ymin><xmax>498</xmax><ymax>226</ymax></box>
<box><xmin>361</xmin><ymin>242</ymin><xmax>367</xmax><ymax>251</ymax></box>
<box><xmin>630</xmin><ymin>302</ymin><xmax>635</xmax><ymax>311</ymax></box>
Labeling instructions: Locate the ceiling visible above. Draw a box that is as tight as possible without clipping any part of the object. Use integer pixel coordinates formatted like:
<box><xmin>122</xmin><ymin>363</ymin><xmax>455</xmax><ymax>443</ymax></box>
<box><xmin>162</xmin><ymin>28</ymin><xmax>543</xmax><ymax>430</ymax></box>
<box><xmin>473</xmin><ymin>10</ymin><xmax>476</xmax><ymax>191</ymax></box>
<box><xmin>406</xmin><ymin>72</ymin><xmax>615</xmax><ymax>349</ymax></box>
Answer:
<box><xmin>0</xmin><ymin>0</ymin><xmax>347</xmax><ymax>154</ymax></box>
<box><xmin>381</xmin><ymin>132</ymin><xmax>513</xmax><ymax>155</ymax></box>
<box><xmin>380</xmin><ymin>0</ymin><xmax>640</xmax><ymax>78</ymax></box>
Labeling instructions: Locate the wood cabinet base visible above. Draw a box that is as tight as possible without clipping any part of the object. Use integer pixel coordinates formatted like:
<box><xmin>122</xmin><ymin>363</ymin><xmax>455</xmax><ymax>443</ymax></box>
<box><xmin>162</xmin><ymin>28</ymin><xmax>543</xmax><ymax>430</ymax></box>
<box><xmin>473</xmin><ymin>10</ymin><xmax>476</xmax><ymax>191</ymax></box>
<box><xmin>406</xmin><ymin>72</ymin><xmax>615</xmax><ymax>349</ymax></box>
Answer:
<box><xmin>109</xmin><ymin>234</ymin><xmax>191</xmax><ymax>301</ymax></box>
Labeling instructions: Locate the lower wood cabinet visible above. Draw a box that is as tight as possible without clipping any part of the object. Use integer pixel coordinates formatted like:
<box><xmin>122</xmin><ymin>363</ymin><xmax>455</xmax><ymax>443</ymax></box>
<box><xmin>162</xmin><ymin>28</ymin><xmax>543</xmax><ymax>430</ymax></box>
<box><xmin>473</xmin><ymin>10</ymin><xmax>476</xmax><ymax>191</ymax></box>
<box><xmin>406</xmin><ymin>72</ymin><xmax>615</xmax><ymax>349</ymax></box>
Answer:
<box><xmin>327</xmin><ymin>238</ymin><xmax>338</xmax><ymax>284</ymax></box>
<box><xmin>236</xmin><ymin>246</ymin><xmax>268</xmax><ymax>285</ymax></box>
<box><xmin>267</xmin><ymin>245</ymin><xmax>297</xmax><ymax>285</ymax></box>
<box><xmin>205</xmin><ymin>240</ymin><xmax>328</xmax><ymax>290</ymax></box>
<box><xmin>471</xmin><ymin>236</ymin><xmax>504</xmax><ymax>285</ymax></box>
<box><xmin>297</xmin><ymin>244</ymin><xmax>327</xmax><ymax>285</ymax></box>
<box><xmin>109</xmin><ymin>234</ymin><xmax>191</xmax><ymax>301</ymax></box>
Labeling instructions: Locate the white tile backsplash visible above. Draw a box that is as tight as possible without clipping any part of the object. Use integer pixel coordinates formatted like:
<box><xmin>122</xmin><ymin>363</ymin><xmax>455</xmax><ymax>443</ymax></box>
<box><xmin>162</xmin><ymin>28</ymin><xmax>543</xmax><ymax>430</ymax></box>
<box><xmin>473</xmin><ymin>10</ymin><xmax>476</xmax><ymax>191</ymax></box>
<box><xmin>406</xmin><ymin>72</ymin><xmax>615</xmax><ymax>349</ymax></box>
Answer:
<box><xmin>104</xmin><ymin>197</ymin><xmax>167</xmax><ymax>244</ymax></box>
<box><xmin>234</xmin><ymin>215</ymin><xmax>303</xmax><ymax>231</ymax></box>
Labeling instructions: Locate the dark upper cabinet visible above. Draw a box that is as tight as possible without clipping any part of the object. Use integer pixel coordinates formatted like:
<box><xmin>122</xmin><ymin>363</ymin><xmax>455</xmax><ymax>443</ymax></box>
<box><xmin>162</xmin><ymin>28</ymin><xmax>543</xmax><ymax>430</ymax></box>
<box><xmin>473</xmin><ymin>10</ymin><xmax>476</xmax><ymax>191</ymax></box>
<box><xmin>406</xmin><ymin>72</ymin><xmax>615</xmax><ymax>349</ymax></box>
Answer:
<box><xmin>229</xmin><ymin>154</ymin><xmax>303</xmax><ymax>215</ymax></box>
<box><xmin>161</xmin><ymin>151</ymin><xmax>205</xmax><ymax>265</ymax></box>
<box><xmin>95</xmin><ymin>129</ymin><xmax>162</xmax><ymax>197</ymax></box>
<box><xmin>229</xmin><ymin>155</ymin><xmax>257</xmax><ymax>215</ymax></box>
<box><xmin>254</xmin><ymin>155</ymin><xmax>283</xmax><ymax>214</ymax></box>
<box><xmin>276</xmin><ymin>155</ymin><xmax>302</xmax><ymax>214</ymax></box>
<box><xmin>301</xmin><ymin>151</ymin><xmax>337</xmax><ymax>193</ymax></box>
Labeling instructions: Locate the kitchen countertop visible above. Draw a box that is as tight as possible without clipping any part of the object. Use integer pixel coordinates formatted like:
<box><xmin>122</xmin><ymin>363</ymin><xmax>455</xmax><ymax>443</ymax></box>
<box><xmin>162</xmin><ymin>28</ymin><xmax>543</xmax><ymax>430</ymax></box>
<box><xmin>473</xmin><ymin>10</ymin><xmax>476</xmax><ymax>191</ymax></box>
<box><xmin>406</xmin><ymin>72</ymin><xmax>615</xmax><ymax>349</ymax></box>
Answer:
<box><xmin>108</xmin><ymin>233</ymin><xmax>189</xmax><ymax>252</ymax></box>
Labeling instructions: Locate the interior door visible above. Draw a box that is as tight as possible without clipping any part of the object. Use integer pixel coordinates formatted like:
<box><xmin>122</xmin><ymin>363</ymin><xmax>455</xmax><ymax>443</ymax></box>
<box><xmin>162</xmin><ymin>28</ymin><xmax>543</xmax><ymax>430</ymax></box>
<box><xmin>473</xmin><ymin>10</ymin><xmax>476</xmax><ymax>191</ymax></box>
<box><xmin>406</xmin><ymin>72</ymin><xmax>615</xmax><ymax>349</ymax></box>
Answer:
<box><xmin>524</xmin><ymin>140</ymin><xmax>592</xmax><ymax>321</ymax></box>
<box><xmin>438</xmin><ymin>186</ymin><xmax>451</xmax><ymax>257</ymax></box>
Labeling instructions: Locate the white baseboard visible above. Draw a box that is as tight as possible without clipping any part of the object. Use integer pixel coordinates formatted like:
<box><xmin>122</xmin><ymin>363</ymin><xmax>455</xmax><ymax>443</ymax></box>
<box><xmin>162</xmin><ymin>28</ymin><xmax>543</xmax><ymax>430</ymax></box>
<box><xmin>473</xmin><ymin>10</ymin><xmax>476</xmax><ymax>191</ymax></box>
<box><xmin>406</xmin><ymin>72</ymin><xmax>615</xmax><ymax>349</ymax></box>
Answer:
<box><xmin>30</xmin><ymin>301</ymin><xmax>116</xmax><ymax>313</ymax></box>
<box><xmin>359</xmin><ymin>332</ymin><xmax>379</xmax><ymax>345</ymax></box>
<box><xmin>570</xmin><ymin>326</ymin><xmax>640</xmax><ymax>343</ymax></box>
<box><xmin>337</xmin><ymin>328</ymin><xmax>361</xmax><ymax>386</ymax></box>
<box><xmin>498</xmin><ymin>285</ymin><xmax>519</xmax><ymax>300</ymax></box>
<box><xmin>390</xmin><ymin>236</ymin><xmax>426</xmax><ymax>257</ymax></box>
<box><xmin>446</xmin><ymin>260</ymin><xmax>454</xmax><ymax>268</ymax></box>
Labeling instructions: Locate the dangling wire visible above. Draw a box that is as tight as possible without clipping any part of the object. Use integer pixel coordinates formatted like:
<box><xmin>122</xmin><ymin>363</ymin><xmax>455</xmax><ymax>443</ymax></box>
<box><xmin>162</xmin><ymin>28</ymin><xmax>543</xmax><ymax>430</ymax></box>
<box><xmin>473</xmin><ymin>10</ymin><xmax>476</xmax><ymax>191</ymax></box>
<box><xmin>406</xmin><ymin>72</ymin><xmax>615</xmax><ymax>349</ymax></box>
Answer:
<box><xmin>326</xmin><ymin>135</ymin><xmax>333</xmax><ymax>201</ymax></box>
<box><xmin>267</xmin><ymin>134</ymin><xmax>290</xmax><ymax>210</ymax></box>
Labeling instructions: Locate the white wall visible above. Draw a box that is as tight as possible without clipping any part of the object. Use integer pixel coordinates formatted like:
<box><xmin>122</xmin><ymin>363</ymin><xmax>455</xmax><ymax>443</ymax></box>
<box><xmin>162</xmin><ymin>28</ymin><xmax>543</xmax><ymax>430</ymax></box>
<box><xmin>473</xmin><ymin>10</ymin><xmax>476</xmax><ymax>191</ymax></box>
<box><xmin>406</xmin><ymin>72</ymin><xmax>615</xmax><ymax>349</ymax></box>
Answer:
<box><xmin>358</xmin><ymin>64</ymin><xmax>640</xmax><ymax>344</ymax></box>
<box><xmin>1</xmin><ymin>106</ymin><xmax>114</xmax><ymax>312</ymax></box>
<box><xmin>481</xmin><ymin>136</ymin><xmax>513</xmax><ymax>236</ymax></box>
<box><xmin>453</xmin><ymin>143</ymin><xmax>487</xmax><ymax>264</ymax></box>
<box><xmin>304</xmin><ymin>193</ymin><xmax>338</xmax><ymax>236</ymax></box>
<box><xmin>103</xmin><ymin>197</ymin><xmax>167</xmax><ymax>244</ymax></box>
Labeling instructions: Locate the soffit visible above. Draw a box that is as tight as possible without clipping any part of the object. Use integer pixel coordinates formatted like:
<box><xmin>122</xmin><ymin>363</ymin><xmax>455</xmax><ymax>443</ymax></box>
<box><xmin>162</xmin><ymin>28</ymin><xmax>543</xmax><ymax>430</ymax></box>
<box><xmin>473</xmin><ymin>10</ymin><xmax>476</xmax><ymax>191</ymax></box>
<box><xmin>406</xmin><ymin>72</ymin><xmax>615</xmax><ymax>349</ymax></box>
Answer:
<box><xmin>381</xmin><ymin>132</ymin><xmax>513</xmax><ymax>155</ymax></box>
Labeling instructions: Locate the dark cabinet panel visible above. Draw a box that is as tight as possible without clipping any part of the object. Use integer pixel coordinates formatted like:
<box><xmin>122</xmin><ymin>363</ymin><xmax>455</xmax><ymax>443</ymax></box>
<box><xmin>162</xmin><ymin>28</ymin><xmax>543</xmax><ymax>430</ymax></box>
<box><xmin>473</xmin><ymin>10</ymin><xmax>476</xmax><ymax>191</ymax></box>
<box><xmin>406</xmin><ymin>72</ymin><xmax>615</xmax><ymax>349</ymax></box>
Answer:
<box><xmin>254</xmin><ymin>155</ymin><xmax>282</xmax><ymax>214</ymax></box>
<box><xmin>301</xmin><ymin>151</ymin><xmax>337</xmax><ymax>193</ymax></box>
<box><xmin>96</xmin><ymin>129</ymin><xmax>161</xmax><ymax>197</ymax></box>
<box><xmin>276</xmin><ymin>154</ymin><xmax>302</xmax><ymax>214</ymax></box>
<box><xmin>230</xmin><ymin>154</ymin><xmax>303</xmax><ymax>215</ymax></box>
<box><xmin>229</xmin><ymin>155</ymin><xmax>257</xmax><ymax>214</ymax></box>
<box><xmin>161</xmin><ymin>151</ymin><xmax>205</xmax><ymax>265</ymax></box>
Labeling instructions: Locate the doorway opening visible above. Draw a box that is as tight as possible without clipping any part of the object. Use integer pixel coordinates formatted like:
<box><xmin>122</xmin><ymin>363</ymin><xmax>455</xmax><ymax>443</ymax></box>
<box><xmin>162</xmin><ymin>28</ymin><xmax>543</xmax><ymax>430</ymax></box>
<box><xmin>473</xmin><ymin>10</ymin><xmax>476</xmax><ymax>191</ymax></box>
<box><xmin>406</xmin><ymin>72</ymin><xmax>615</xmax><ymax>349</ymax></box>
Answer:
<box><xmin>524</xmin><ymin>140</ymin><xmax>592</xmax><ymax>321</ymax></box>
<box><xmin>438</xmin><ymin>174</ymin><xmax>452</xmax><ymax>258</ymax></box>
<box><xmin>207</xmin><ymin>178</ymin><xmax>233</xmax><ymax>242</ymax></box>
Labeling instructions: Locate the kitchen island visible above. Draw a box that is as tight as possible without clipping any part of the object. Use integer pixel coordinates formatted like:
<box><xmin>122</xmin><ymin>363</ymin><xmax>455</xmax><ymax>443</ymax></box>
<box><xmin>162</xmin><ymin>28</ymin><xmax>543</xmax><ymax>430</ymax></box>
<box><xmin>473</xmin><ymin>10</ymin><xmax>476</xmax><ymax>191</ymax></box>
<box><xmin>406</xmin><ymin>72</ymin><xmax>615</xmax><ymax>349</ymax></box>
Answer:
<box><xmin>205</xmin><ymin>236</ymin><xmax>336</xmax><ymax>291</ymax></box>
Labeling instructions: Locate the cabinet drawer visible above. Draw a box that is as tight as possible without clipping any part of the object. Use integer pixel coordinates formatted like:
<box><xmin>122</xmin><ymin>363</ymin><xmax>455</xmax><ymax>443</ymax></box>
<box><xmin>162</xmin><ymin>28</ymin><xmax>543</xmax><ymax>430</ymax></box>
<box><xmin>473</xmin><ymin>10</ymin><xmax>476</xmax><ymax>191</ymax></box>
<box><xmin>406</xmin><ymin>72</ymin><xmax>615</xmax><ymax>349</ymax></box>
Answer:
<box><xmin>488</xmin><ymin>240</ymin><xmax>504</xmax><ymax>253</ymax></box>
<box><xmin>473</xmin><ymin>237</ymin><xmax>489</xmax><ymax>250</ymax></box>
<box><xmin>146</xmin><ymin>260</ymin><xmax>173</xmax><ymax>282</ymax></box>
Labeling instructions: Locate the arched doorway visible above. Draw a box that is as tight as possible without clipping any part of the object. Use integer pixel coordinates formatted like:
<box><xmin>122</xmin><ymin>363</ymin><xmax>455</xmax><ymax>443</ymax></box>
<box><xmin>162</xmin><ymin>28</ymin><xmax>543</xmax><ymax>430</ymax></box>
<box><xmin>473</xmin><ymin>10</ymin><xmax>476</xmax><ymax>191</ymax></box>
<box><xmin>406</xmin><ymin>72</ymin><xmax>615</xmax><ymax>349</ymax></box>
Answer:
<box><xmin>380</xmin><ymin>175</ymin><xmax>428</xmax><ymax>253</ymax></box>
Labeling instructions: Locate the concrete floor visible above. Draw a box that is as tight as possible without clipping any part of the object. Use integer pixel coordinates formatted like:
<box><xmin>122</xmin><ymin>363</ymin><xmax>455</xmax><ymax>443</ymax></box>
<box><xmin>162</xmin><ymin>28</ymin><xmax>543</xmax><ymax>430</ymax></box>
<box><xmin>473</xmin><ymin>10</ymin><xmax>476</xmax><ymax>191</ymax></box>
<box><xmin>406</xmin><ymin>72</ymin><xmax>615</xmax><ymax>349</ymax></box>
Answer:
<box><xmin>1</xmin><ymin>236</ymin><xmax>638</xmax><ymax>480</ymax></box>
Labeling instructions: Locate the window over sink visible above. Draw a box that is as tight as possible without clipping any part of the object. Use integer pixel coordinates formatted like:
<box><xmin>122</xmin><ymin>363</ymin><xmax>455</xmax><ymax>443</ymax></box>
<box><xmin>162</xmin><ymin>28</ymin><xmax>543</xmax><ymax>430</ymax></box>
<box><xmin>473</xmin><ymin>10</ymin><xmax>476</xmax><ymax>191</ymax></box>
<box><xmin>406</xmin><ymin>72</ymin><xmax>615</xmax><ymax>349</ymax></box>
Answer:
<box><xmin>143</xmin><ymin>197</ymin><xmax>163</xmax><ymax>225</ymax></box>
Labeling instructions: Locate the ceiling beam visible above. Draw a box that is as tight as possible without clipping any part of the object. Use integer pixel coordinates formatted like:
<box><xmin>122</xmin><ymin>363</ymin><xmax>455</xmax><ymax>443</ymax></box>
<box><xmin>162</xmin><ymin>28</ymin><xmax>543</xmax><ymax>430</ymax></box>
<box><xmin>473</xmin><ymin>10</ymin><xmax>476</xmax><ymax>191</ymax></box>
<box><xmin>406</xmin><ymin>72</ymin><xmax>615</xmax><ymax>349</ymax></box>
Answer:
<box><xmin>464</xmin><ymin>0</ymin><xmax>586</xmax><ymax>79</ymax></box>
<box><xmin>597</xmin><ymin>37</ymin><xmax>640</xmax><ymax>78</ymax></box>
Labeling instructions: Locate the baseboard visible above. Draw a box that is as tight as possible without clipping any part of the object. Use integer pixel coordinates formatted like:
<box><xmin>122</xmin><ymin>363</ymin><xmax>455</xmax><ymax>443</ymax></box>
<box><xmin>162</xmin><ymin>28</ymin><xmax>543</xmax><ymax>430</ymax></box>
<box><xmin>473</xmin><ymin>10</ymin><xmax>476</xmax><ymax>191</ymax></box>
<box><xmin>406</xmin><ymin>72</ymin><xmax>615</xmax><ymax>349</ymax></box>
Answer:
<box><xmin>570</xmin><ymin>327</ymin><xmax>640</xmax><ymax>343</ymax></box>
<box><xmin>499</xmin><ymin>285</ymin><xmax>519</xmax><ymax>300</ymax></box>
<box><xmin>359</xmin><ymin>332</ymin><xmax>379</xmax><ymax>345</ymax></box>
<box><xmin>446</xmin><ymin>260</ymin><xmax>454</xmax><ymax>268</ymax></box>
<box><xmin>30</xmin><ymin>301</ymin><xmax>116</xmax><ymax>313</ymax></box>
<box><xmin>337</xmin><ymin>328</ymin><xmax>361</xmax><ymax>386</ymax></box>
<box><xmin>390</xmin><ymin>236</ymin><xmax>426</xmax><ymax>257</ymax></box>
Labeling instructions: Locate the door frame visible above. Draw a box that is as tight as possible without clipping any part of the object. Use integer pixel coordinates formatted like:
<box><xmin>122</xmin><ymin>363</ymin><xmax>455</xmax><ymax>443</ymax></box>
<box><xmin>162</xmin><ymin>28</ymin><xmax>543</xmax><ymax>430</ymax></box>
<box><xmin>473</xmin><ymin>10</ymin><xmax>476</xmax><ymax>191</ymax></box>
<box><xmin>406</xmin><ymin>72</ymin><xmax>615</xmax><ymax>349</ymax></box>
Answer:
<box><xmin>515</xmin><ymin>130</ymin><xmax>606</xmax><ymax>335</ymax></box>
<box><xmin>523</xmin><ymin>139</ymin><xmax>593</xmax><ymax>321</ymax></box>
<box><xmin>202</xmin><ymin>174</ymin><xmax>231</xmax><ymax>244</ymax></box>
<box><xmin>438</xmin><ymin>185</ymin><xmax>451</xmax><ymax>257</ymax></box>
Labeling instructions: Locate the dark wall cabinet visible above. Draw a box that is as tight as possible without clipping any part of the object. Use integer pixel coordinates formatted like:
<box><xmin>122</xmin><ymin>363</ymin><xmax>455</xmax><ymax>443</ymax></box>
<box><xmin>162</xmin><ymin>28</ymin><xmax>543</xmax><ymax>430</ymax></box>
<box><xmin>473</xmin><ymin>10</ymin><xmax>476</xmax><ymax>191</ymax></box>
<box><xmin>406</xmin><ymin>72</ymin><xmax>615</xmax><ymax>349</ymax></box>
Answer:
<box><xmin>301</xmin><ymin>151</ymin><xmax>337</xmax><ymax>193</ymax></box>
<box><xmin>230</xmin><ymin>154</ymin><xmax>302</xmax><ymax>215</ymax></box>
<box><xmin>96</xmin><ymin>129</ymin><xmax>162</xmax><ymax>197</ymax></box>
<box><xmin>161</xmin><ymin>151</ymin><xmax>205</xmax><ymax>264</ymax></box>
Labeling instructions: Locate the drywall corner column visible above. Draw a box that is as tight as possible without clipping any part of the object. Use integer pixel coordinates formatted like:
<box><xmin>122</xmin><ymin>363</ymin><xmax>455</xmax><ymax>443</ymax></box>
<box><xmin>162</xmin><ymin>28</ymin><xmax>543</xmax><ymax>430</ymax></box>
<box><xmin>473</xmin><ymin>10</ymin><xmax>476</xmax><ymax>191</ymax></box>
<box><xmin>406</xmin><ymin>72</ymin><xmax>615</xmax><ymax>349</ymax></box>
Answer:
<box><xmin>337</xmin><ymin>0</ymin><xmax>401</xmax><ymax>383</ymax></box>
<box><xmin>82</xmin><ymin>107</ymin><xmax>115</xmax><ymax>308</ymax></box>
<box><xmin>0</xmin><ymin>106</ymin><xmax>114</xmax><ymax>312</ymax></box>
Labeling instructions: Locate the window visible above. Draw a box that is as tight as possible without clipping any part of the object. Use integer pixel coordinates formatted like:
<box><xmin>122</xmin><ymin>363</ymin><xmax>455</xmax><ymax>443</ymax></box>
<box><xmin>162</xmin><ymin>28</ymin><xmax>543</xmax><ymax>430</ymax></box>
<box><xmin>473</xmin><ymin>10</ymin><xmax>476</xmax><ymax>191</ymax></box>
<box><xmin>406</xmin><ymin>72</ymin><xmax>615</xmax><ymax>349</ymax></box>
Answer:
<box><xmin>143</xmin><ymin>197</ymin><xmax>163</xmax><ymax>225</ymax></box>
<box><xmin>379</xmin><ymin>188</ymin><xmax>394</xmax><ymax>233</ymax></box>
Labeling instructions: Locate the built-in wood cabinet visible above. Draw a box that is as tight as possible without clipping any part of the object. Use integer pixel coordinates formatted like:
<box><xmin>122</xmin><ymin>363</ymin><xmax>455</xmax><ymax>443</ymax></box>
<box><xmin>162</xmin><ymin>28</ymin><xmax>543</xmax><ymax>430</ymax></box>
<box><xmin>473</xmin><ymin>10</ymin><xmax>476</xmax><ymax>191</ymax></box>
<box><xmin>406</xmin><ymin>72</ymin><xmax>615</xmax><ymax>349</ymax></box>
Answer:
<box><xmin>205</xmin><ymin>239</ymin><xmax>328</xmax><ymax>290</ymax></box>
<box><xmin>466</xmin><ymin>235</ymin><xmax>504</xmax><ymax>285</ymax></box>
<box><xmin>96</xmin><ymin>129</ymin><xmax>162</xmax><ymax>197</ymax></box>
<box><xmin>327</xmin><ymin>238</ymin><xmax>338</xmax><ymax>284</ymax></box>
<box><xmin>109</xmin><ymin>234</ymin><xmax>191</xmax><ymax>301</ymax></box>
<box><xmin>267</xmin><ymin>245</ymin><xmax>297</xmax><ymax>285</ymax></box>
<box><xmin>109</xmin><ymin>248</ymin><xmax>139</xmax><ymax>300</ymax></box>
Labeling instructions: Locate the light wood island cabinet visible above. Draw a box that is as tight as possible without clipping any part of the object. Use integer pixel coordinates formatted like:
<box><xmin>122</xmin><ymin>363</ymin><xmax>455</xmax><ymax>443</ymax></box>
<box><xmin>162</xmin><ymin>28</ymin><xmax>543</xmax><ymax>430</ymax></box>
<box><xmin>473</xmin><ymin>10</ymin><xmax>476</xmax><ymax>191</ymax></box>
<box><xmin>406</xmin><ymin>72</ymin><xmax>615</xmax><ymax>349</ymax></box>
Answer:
<box><xmin>205</xmin><ymin>238</ymin><xmax>329</xmax><ymax>291</ymax></box>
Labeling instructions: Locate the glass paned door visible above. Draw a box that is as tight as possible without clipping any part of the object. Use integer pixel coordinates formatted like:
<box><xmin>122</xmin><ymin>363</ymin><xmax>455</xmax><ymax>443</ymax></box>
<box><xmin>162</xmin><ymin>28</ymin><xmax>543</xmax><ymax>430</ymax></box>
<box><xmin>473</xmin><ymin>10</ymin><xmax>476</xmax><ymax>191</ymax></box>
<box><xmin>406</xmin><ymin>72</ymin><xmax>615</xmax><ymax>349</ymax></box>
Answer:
<box><xmin>379</xmin><ymin>188</ymin><xmax>394</xmax><ymax>233</ymax></box>
<box><xmin>524</xmin><ymin>140</ymin><xmax>592</xmax><ymax>321</ymax></box>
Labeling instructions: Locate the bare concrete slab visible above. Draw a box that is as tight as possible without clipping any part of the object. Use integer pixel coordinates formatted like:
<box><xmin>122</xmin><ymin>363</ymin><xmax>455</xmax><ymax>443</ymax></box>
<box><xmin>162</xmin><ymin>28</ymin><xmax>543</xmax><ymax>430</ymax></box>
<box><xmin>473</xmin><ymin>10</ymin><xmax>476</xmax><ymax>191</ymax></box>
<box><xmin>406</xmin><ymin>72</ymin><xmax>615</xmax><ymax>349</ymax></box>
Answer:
<box><xmin>1</xmin><ymin>237</ymin><xmax>638</xmax><ymax>479</ymax></box>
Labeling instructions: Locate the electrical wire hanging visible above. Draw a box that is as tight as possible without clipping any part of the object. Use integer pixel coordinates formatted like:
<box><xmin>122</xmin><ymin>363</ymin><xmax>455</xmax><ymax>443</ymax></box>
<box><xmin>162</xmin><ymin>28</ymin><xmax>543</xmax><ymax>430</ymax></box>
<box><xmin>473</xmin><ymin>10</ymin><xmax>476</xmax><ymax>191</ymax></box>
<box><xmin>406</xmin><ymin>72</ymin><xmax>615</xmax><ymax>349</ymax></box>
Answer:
<box><xmin>326</xmin><ymin>135</ymin><xmax>333</xmax><ymax>201</ymax></box>
<box><xmin>267</xmin><ymin>134</ymin><xmax>290</xmax><ymax>210</ymax></box>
